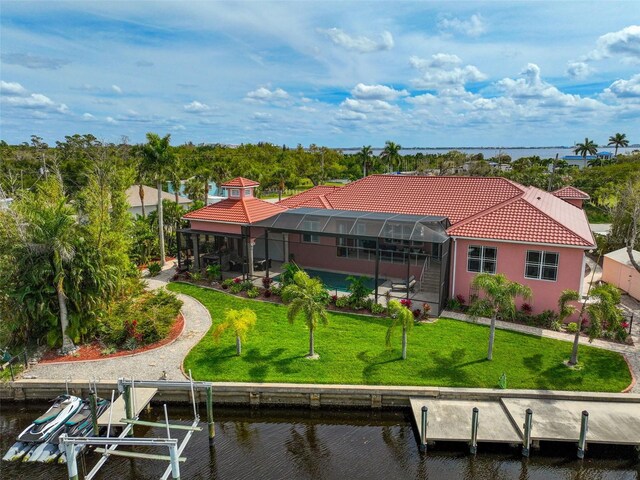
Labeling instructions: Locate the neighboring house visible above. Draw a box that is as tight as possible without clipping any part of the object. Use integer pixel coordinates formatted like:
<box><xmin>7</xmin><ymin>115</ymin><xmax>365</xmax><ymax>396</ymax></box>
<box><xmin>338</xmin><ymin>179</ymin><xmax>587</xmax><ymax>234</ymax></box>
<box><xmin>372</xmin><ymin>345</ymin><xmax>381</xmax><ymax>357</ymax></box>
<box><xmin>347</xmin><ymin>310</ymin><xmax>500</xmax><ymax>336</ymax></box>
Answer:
<box><xmin>602</xmin><ymin>248</ymin><xmax>640</xmax><ymax>301</ymax></box>
<box><xmin>180</xmin><ymin>175</ymin><xmax>594</xmax><ymax>315</ymax></box>
<box><xmin>562</xmin><ymin>152</ymin><xmax>613</xmax><ymax>169</ymax></box>
<box><xmin>126</xmin><ymin>185</ymin><xmax>192</xmax><ymax>217</ymax></box>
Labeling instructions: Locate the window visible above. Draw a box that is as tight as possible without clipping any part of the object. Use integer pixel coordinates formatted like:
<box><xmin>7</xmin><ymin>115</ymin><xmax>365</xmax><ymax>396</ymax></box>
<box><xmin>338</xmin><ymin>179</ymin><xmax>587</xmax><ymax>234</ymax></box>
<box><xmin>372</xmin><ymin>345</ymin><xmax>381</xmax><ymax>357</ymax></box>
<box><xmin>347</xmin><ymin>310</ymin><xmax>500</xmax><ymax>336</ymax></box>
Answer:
<box><xmin>525</xmin><ymin>250</ymin><xmax>558</xmax><ymax>281</ymax></box>
<box><xmin>244</xmin><ymin>188</ymin><xmax>252</xmax><ymax>197</ymax></box>
<box><xmin>230</xmin><ymin>188</ymin><xmax>240</xmax><ymax>198</ymax></box>
<box><xmin>467</xmin><ymin>245</ymin><xmax>497</xmax><ymax>274</ymax></box>
<box><xmin>302</xmin><ymin>220</ymin><xmax>320</xmax><ymax>243</ymax></box>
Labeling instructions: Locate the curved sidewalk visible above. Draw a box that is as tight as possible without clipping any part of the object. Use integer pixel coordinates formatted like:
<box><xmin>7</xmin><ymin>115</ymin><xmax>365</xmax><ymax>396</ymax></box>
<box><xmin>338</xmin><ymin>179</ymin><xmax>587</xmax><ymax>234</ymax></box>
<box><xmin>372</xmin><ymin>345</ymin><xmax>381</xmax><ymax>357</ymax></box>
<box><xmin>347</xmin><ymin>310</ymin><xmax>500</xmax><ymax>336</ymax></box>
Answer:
<box><xmin>23</xmin><ymin>267</ymin><xmax>211</xmax><ymax>381</ymax></box>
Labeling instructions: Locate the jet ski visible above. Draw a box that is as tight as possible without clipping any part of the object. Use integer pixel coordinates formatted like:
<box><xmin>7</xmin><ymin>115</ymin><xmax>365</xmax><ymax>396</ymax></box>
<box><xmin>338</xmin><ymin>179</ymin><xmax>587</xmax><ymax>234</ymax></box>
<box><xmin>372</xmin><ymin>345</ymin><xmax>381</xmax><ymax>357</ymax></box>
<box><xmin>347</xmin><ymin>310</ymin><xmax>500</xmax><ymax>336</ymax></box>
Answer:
<box><xmin>18</xmin><ymin>395</ymin><xmax>82</xmax><ymax>444</ymax></box>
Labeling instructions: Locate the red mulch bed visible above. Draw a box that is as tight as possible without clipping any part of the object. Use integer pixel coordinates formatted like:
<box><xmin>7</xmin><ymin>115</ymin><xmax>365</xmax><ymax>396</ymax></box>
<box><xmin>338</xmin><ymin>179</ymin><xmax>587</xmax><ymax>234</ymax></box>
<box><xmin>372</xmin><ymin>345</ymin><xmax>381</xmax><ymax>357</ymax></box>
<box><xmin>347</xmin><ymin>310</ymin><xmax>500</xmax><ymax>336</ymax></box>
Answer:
<box><xmin>40</xmin><ymin>313</ymin><xmax>184</xmax><ymax>363</ymax></box>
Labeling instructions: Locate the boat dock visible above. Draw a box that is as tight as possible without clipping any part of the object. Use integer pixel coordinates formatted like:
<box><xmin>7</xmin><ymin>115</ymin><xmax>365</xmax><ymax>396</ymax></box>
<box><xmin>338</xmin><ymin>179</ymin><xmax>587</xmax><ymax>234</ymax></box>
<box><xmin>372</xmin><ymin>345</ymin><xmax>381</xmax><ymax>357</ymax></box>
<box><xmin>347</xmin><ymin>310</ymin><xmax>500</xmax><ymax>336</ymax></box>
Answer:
<box><xmin>410</xmin><ymin>396</ymin><xmax>640</xmax><ymax>457</ymax></box>
<box><xmin>97</xmin><ymin>387</ymin><xmax>157</xmax><ymax>426</ymax></box>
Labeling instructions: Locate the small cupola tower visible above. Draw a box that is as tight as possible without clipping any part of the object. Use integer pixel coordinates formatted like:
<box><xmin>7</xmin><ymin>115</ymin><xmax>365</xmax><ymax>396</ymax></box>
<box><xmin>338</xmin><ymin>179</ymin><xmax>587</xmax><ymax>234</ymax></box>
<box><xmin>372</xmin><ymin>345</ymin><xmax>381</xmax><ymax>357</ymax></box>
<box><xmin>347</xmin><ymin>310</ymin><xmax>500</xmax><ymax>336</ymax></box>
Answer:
<box><xmin>220</xmin><ymin>177</ymin><xmax>260</xmax><ymax>200</ymax></box>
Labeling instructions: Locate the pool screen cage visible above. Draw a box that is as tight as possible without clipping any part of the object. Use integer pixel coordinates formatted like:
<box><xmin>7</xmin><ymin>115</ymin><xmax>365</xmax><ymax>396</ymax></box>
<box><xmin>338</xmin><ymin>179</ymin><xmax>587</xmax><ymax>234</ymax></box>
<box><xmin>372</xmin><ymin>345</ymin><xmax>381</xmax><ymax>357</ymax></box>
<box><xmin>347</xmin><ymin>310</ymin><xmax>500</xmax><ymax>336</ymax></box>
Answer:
<box><xmin>252</xmin><ymin>208</ymin><xmax>451</xmax><ymax>314</ymax></box>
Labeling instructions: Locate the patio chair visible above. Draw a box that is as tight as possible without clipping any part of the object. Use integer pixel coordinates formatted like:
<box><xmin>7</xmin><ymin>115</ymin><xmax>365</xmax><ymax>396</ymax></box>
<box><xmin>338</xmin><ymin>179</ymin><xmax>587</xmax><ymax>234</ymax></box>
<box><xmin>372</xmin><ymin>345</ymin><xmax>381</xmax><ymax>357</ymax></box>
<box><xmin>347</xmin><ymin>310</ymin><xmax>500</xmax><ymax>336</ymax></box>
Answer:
<box><xmin>253</xmin><ymin>259</ymin><xmax>271</xmax><ymax>271</ymax></box>
<box><xmin>391</xmin><ymin>275</ymin><xmax>416</xmax><ymax>292</ymax></box>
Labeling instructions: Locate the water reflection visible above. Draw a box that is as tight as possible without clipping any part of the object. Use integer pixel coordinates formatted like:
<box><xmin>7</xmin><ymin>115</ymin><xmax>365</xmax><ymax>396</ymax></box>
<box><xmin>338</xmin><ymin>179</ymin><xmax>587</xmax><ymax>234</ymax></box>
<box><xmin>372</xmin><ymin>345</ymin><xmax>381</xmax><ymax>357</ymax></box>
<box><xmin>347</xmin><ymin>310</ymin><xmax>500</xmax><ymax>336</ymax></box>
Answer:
<box><xmin>0</xmin><ymin>403</ymin><xmax>637</xmax><ymax>480</ymax></box>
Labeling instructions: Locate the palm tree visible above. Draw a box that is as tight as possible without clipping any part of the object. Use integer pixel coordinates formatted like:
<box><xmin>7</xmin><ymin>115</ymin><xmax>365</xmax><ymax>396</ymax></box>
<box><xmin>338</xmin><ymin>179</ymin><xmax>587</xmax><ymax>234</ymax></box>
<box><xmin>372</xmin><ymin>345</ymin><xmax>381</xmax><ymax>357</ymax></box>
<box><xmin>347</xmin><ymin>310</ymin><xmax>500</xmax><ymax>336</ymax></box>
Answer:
<box><xmin>380</xmin><ymin>141</ymin><xmax>402</xmax><ymax>173</ymax></box>
<box><xmin>558</xmin><ymin>289</ymin><xmax>581</xmax><ymax>365</ymax></box>
<box><xmin>23</xmin><ymin>178</ymin><xmax>77</xmax><ymax>352</ymax></box>
<box><xmin>469</xmin><ymin>273</ymin><xmax>532</xmax><ymax>360</ymax></box>
<box><xmin>385</xmin><ymin>299</ymin><xmax>414</xmax><ymax>360</ymax></box>
<box><xmin>359</xmin><ymin>145</ymin><xmax>374</xmax><ymax>177</ymax></box>
<box><xmin>607</xmin><ymin>133</ymin><xmax>629</xmax><ymax>157</ymax></box>
<box><xmin>141</xmin><ymin>133</ymin><xmax>175</xmax><ymax>267</ymax></box>
<box><xmin>574</xmin><ymin>137</ymin><xmax>598</xmax><ymax>169</ymax></box>
<box><xmin>212</xmin><ymin>308</ymin><xmax>257</xmax><ymax>356</ymax></box>
<box><xmin>282</xmin><ymin>270</ymin><xmax>329</xmax><ymax>359</ymax></box>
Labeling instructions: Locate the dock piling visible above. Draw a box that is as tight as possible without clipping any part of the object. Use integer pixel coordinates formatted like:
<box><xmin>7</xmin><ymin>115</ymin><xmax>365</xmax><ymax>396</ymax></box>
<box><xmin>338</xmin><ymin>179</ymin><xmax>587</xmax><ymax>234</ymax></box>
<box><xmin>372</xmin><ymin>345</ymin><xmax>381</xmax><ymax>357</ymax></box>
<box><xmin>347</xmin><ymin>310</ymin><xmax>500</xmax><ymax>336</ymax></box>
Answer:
<box><xmin>577</xmin><ymin>410</ymin><xmax>589</xmax><ymax>459</ymax></box>
<box><xmin>61</xmin><ymin>434</ymin><xmax>79</xmax><ymax>480</ymax></box>
<box><xmin>206</xmin><ymin>386</ymin><xmax>215</xmax><ymax>444</ymax></box>
<box><xmin>89</xmin><ymin>389</ymin><xmax>99</xmax><ymax>435</ymax></box>
<box><xmin>522</xmin><ymin>408</ymin><xmax>533</xmax><ymax>457</ymax></box>
<box><xmin>124</xmin><ymin>384</ymin><xmax>133</xmax><ymax>436</ymax></box>
<box><xmin>470</xmin><ymin>407</ymin><xmax>479</xmax><ymax>455</ymax></box>
<box><xmin>420</xmin><ymin>406</ymin><xmax>428</xmax><ymax>453</ymax></box>
<box><xmin>169</xmin><ymin>444</ymin><xmax>181</xmax><ymax>479</ymax></box>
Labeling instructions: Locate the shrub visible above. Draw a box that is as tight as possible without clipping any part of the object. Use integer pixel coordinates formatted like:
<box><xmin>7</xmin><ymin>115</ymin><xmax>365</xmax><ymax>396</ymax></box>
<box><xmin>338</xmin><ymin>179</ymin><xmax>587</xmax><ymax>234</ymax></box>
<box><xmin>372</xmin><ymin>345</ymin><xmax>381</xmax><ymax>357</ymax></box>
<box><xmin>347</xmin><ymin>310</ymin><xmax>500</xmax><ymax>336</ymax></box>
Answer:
<box><xmin>370</xmin><ymin>303</ymin><xmax>386</xmax><ymax>315</ymax></box>
<box><xmin>565</xmin><ymin>322</ymin><xmax>579</xmax><ymax>333</ymax></box>
<box><xmin>246</xmin><ymin>288</ymin><xmax>260</xmax><ymax>299</ymax></box>
<box><xmin>550</xmin><ymin>320</ymin><xmax>562</xmax><ymax>331</ymax></box>
<box><xmin>335</xmin><ymin>296</ymin><xmax>350</xmax><ymax>308</ymax></box>
<box><xmin>279</xmin><ymin>262</ymin><xmax>300</xmax><ymax>286</ymax></box>
<box><xmin>400</xmin><ymin>298</ymin><xmax>412</xmax><ymax>309</ymax></box>
<box><xmin>270</xmin><ymin>285</ymin><xmax>282</xmax><ymax>296</ymax></box>
<box><xmin>447</xmin><ymin>298</ymin><xmax>462</xmax><ymax>311</ymax></box>
<box><xmin>230</xmin><ymin>283</ymin><xmax>243</xmax><ymax>294</ymax></box>
<box><xmin>240</xmin><ymin>280</ymin><xmax>254</xmax><ymax>291</ymax></box>
<box><xmin>123</xmin><ymin>337</ymin><xmax>138</xmax><ymax>351</ymax></box>
<box><xmin>262</xmin><ymin>277</ymin><xmax>273</xmax><ymax>288</ymax></box>
<box><xmin>412</xmin><ymin>308</ymin><xmax>422</xmax><ymax>319</ymax></box>
<box><xmin>422</xmin><ymin>303</ymin><xmax>431</xmax><ymax>317</ymax></box>
<box><xmin>615</xmin><ymin>328</ymin><xmax>629</xmax><ymax>342</ymax></box>
<box><xmin>206</xmin><ymin>264</ymin><xmax>221</xmax><ymax>281</ymax></box>
<box><xmin>520</xmin><ymin>303</ymin><xmax>533</xmax><ymax>314</ymax></box>
<box><xmin>148</xmin><ymin>262</ymin><xmax>162</xmax><ymax>276</ymax></box>
<box><xmin>455</xmin><ymin>294</ymin><xmax>466</xmax><ymax>305</ymax></box>
<box><xmin>263</xmin><ymin>289</ymin><xmax>272</xmax><ymax>298</ymax></box>
<box><xmin>233</xmin><ymin>277</ymin><xmax>242</xmax><ymax>284</ymax></box>
<box><xmin>532</xmin><ymin>309</ymin><xmax>558</xmax><ymax>329</ymax></box>
<box><xmin>101</xmin><ymin>347</ymin><xmax>116</xmax><ymax>356</ymax></box>
<box><xmin>221</xmin><ymin>279</ymin><xmax>235</xmax><ymax>289</ymax></box>
<box><xmin>346</xmin><ymin>276</ymin><xmax>373</xmax><ymax>309</ymax></box>
<box><xmin>191</xmin><ymin>272</ymin><xmax>202</xmax><ymax>281</ymax></box>
<box><xmin>330</xmin><ymin>294</ymin><xmax>338</xmax><ymax>304</ymax></box>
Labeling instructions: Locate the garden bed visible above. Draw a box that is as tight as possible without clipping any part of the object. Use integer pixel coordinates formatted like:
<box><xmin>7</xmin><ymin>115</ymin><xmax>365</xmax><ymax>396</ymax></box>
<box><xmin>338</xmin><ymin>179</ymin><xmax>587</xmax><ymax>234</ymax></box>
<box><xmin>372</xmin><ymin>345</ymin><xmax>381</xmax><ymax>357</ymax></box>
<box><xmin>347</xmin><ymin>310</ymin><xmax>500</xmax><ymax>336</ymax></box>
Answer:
<box><xmin>39</xmin><ymin>313</ymin><xmax>184</xmax><ymax>363</ymax></box>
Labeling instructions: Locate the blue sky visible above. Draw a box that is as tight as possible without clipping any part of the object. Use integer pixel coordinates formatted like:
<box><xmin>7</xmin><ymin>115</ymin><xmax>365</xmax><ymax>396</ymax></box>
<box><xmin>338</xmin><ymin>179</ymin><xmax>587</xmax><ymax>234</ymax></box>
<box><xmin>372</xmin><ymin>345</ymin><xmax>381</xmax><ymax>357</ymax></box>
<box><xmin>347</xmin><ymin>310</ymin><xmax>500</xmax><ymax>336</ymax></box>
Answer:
<box><xmin>1</xmin><ymin>1</ymin><xmax>639</xmax><ymax>147</ymax></box>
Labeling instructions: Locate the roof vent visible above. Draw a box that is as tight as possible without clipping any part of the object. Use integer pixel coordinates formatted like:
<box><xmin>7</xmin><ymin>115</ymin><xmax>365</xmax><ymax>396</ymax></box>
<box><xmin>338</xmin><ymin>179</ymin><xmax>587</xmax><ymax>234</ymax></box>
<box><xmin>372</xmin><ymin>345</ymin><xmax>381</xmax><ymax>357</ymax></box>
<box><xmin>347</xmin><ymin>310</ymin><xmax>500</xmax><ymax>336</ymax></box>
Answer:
<box><xmin>536</xmin><ymin>196</ymin><xmax>541</xmax><ymax>200</ymax></box>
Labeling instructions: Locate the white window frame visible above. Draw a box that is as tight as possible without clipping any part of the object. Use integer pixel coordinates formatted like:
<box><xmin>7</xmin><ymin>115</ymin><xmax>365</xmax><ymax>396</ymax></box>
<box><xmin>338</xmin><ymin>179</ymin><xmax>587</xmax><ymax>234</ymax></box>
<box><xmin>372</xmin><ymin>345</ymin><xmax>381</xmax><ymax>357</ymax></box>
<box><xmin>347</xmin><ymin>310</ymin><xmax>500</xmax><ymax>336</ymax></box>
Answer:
<box><xmin>524</xmin><ymin>250</ymin><xmax>559</xmax><ymax>282</ymax></box>
<box><xmin>244</xmin><ymin>188</ymin><xmax>252</xmax><ymax>197</ymax></box>
<box><xmin>467</xmin><ymin>245</ymin><xmax>497</xmax><ymax>274</ymax></box>
<box><xmin>302</xmin><ymin>220</ymin><xmax>320</xmax><ymax>244</ymax></box>
<box><xmin>230</xmin><ymin>188</ymin><xmax>240</xmax><ymax>198</ymax></box>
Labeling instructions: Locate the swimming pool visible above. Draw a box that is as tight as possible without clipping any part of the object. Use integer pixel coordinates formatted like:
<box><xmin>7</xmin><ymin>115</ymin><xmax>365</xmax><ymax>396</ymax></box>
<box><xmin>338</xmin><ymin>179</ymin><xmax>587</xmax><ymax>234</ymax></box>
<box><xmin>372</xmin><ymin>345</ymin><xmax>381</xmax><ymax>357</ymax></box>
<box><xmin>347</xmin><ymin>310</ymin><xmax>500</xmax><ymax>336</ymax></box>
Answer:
<box><xmin>274</xmin><ymin>269</ymin><xmax>385</xmax><ymax>292</ymax></box>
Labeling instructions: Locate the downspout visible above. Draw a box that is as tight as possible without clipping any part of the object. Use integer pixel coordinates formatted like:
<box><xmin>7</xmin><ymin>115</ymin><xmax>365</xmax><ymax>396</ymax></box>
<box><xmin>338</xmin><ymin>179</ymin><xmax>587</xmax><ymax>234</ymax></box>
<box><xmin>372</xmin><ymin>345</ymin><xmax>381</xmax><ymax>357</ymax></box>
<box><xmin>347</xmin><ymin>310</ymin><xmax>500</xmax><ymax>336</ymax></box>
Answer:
<box><xmin>578</xmin><ymin>250</ymin><xmax>587</xmax><ymax>298</ymax></box>
<box><xmin>451</xmin><ymin>237</ymin><xmax>458</xmax><ymax>298</ymax></box>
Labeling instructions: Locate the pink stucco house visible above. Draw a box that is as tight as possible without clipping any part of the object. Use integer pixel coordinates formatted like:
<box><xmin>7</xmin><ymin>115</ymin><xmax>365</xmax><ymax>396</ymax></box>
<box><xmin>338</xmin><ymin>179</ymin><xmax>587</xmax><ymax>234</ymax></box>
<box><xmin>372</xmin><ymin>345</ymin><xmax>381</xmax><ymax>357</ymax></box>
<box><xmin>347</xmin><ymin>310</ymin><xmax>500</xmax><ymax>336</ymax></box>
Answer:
<box><xmin>180</xmin><ymin>175</ymin><xmax>594</xmax><ymax>316</ymax></box>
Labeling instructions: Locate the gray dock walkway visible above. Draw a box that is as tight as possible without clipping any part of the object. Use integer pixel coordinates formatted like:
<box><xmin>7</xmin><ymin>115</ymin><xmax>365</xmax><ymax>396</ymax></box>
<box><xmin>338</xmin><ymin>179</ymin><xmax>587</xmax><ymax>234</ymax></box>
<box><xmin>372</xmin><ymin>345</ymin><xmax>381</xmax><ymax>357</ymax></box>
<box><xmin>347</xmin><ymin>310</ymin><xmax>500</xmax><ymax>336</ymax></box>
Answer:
<box><xmin>97</xmin><ymin>387</ymin><xmax>157</xmax><ymax>426</ymax></box>
<box><xmin>410</xmin><ymin>396</ymin><xmax>640</xmax><ymax>448</ymax></box>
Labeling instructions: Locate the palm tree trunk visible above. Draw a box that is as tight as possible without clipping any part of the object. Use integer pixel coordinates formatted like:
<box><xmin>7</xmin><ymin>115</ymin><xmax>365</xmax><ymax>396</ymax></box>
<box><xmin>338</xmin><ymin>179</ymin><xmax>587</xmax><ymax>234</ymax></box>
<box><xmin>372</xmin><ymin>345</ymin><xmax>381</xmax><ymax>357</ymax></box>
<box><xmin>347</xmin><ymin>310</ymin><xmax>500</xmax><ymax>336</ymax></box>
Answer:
<box><xmin>139</xmin><ymin>184</ymin><xmax>146</xmax><ymax>218</ymax></box>
<box><xmin>402</xmin><ymin>326</ymin><xmax>407</xmax><ymax>360</ymax></box>
<box><xmin>569</xmin><ymin>329</ymin><xmax>580</xmax><ymax>365</ymax></box>
<box><xmin>157</xmin><ymin>181</ymin><xmax>165</xmax><ymax>266</ymax></box>
<box><xmin>58</xmin><ymin>287</ymin><xmax>74</xmax><ymax>353</ymax></box>
<box><xmin>487</xmin><ymin>311</ymin><xmax>497</xmax><ymax>360</ymax></box>
<box><xmin>309</xmin><ymin>328</ymin><xmax>315</xmax><ymax>357</ymax></box>
<box><xmin>236</xmin><ymin>336</ymin><xmax>242</xmax><ymax>356</ymax></box>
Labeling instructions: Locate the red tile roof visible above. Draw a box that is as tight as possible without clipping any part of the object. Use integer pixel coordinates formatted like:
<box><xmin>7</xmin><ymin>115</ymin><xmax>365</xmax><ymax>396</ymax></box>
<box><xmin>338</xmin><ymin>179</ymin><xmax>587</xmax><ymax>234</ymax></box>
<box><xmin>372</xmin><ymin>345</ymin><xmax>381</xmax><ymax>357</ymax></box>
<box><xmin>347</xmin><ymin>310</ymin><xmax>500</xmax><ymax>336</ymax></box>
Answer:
<box><xmin>312</xmin><ymin>175</ymin><xmax>525</xmax><ymax>224</ymax></box>
<box><xmin>552</xmin><ymin>185</ymin><xmax>590</xmax><ymax>200</ymax></box>
<box><xmin>220</xmin><ymin>177</ymin><xmax>260</xmax><ymax>188</ymax></box>
<box><xmin>447</xmin><ymin>186</ymin><xmax>595</xmax><ymax>247</ymax></box>
<box><xmin>277</xmin><ymin>186</ymin><xmax>340</xmax><ymax>209</ymax></box>
<box><xmin>183</xmin><ymin>198</ymin><xmax>286</xmax><ymax>224</ymax></box>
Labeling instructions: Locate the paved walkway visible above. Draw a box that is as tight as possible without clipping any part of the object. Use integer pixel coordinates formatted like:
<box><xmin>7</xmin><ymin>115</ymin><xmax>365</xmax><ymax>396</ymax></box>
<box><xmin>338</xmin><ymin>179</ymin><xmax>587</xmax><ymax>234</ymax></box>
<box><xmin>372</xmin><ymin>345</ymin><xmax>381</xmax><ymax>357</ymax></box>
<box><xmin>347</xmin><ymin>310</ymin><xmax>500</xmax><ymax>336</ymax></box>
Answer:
<box><xmin>23</xmin><ymin>265</ymin><xmax>211</xmax><ymax>381</ymax></box>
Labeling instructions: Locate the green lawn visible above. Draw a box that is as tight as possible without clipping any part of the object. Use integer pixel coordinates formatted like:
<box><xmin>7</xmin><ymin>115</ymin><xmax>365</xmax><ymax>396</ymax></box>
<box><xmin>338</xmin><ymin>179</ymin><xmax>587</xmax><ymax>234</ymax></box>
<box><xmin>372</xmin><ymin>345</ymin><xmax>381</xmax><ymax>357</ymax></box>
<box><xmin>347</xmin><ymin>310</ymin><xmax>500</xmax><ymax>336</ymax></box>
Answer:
<box><xmin>168</xmin><ymin>283</ymin><xmax>632</xmax><ymax>392</ymax></box>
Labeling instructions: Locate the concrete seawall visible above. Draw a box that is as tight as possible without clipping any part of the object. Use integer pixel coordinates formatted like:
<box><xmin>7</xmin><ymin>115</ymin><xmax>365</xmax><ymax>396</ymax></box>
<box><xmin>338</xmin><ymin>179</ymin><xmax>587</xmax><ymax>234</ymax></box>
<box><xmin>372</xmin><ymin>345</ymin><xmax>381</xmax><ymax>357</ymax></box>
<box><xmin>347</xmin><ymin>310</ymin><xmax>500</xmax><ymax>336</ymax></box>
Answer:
<box><xmin>3</xmin><ymin>379</ymin><xmax>640</xmax><ymax>408</ymax></box>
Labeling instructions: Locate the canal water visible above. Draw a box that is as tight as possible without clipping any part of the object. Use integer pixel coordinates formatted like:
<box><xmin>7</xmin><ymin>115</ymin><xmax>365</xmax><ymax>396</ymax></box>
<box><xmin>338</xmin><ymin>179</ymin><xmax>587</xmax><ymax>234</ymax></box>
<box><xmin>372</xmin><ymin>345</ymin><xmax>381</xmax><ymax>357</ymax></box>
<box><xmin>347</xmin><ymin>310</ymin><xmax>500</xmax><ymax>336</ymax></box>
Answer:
<box><xmin>1</xmin><ymin>402</ymin><xmax>638</xmax><ymax>479</ymax></box>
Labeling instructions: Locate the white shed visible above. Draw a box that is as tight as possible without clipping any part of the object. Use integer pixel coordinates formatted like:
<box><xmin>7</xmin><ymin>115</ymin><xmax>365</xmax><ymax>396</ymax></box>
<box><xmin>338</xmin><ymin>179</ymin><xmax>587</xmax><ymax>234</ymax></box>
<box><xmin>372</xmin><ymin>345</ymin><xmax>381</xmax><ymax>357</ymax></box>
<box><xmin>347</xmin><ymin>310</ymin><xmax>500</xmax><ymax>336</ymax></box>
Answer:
<box><xmin>602</xmin><ymin>247</ymin><xmax>640</xmax><ymax>300</ymax></box>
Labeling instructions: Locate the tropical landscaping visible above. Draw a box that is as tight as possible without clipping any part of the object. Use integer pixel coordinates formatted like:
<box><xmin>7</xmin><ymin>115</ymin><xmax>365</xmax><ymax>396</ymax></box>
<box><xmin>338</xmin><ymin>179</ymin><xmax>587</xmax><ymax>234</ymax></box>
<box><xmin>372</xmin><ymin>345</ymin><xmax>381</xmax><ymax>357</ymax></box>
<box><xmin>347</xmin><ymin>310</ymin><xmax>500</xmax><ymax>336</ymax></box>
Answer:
<box><xmin>169</xmin><ymin>282</ymin><xmax>632</xmax><ymax>392</ymax></box>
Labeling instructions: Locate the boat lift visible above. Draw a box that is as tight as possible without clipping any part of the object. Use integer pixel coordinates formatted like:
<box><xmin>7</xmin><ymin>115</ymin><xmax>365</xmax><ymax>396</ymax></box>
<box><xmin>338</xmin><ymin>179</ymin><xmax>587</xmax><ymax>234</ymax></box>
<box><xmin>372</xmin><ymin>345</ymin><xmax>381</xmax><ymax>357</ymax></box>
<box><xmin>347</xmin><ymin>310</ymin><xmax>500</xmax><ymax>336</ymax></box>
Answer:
<box><xmin>60</xmin><ymin>374</ymin><xmax>215</xmax><ymax>480</ymax></box>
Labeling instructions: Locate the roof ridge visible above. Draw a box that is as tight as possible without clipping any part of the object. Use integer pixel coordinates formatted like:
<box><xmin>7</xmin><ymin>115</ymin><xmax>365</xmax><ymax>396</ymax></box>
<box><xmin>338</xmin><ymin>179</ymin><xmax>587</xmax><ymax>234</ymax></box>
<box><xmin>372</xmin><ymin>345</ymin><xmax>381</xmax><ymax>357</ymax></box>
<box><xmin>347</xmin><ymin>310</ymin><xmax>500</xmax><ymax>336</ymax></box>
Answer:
<box><xmin>241</xmin><ymin>198</ymin><xmax>252</xmax><ymax>223</ymax></box>
<box><xmin>522</xmin><ymin>187</ymin><xmax>595</xmax><ymax>246</ymax></box>
<box><xmin>447</xmin><ymin>187</ymin><xmax>525</xmax><ymax>229</ymax></box>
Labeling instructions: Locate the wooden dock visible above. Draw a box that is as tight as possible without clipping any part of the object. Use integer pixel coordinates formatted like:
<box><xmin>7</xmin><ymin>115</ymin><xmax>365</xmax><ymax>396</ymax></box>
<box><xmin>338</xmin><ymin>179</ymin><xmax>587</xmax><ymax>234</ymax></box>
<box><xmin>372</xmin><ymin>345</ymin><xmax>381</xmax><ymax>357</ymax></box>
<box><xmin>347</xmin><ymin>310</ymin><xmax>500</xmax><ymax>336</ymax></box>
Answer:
<box><xmin>97</xmin><ymin>388</ymin><xmax>157</xmax><ymax>426</ymax></box>
<box><xmin>410</xmin><ymin>396</ymin><xmax>640</xmax><ymax>449</ymax></box>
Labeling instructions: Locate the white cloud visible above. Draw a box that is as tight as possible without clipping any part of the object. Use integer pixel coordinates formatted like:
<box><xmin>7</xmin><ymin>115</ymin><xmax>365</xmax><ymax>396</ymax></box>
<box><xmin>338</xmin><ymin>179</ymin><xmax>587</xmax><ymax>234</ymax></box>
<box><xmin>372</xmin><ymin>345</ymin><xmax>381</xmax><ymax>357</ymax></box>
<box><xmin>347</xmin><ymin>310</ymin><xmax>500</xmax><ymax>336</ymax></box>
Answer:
<box><xmin>341</xmin><ymin>98</ymin><xmax>395</xmax><ymax>113</ymax></box>
<box><xmin>184</xmin><ymin>100</ymin><xmax>211</xmax><ymax>112</ymax></box>
<box><xmin>0</xmin><ymin>81</ymin><xmax>28</xmax><ymax>96</ymax></box>
<box><xmin>351</xmin><ymin>83</ymin><xmax>408</xmax><ymax>100</ymax></box>
<box><xmin>604</xmin><ymin>74</ymin><xmax>640</xmax><ymax>98</ymax></box>
<box><xmin>111</xmin><ymin>84</ymin><xmax>123</xmax><ymax>94</ymax></box>
<box><xmin>106</xmin><ymin>116</ymin><xmax>117</xmax><ymax>124</ymax></box>
<box><xmin>589</xmin><ymin>25</ymin><xmax>640</xmax><ymax>61</ymax></box>
<box><xmin>335</xmin><ymin>109</ymin><xmax>367</xmax><ymax>121</ymax></box>
<box><xmin>82</xmin><ymin>113</ymin><xmax>95</xmax><ymax>120</ymax></box>
<box><xmin>438</xmin><ymin>14</ymin><xmax>486</xmax><ymax>37</ymax></box>
<box><xmin>252</xmin><ymin>112</ymin><xmax>272</xmax><ymax>122</ymax></box>
<box><xmin>245</xmin><ymin>87</ymin><xmax>290</xmax><ymax>103</ymax></box>
<box><xmin>566</xmin><ymin>61</ymin><xmax>592</xmax><ymax>78</ymax></box>
<box><xmin>410</xmin><ymin>54</ymin><xmax>486</xmax><ymax>90</ymax></box>
<box><xmin>318</xmin><ymin>28</ymin><xmax>394</xmax><ymax>53</ymax></box>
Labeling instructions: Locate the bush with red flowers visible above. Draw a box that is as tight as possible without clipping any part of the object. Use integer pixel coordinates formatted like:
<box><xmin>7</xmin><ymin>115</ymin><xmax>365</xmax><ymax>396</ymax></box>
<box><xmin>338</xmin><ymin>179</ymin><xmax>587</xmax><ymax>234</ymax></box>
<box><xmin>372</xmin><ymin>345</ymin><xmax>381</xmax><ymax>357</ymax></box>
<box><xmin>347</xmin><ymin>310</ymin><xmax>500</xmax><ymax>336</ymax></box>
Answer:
<box><xmin>400</xmin><ymin>298</ymin><xmax>412</xmax><ymax>309</ymax></box>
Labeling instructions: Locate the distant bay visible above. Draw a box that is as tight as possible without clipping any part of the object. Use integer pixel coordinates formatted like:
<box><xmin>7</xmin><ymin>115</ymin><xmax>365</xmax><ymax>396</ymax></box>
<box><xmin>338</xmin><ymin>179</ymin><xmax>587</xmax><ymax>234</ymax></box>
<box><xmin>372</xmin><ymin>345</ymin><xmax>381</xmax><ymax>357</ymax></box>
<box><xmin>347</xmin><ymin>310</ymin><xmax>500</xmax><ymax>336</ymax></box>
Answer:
<box><xmin>343</xmin><ymin>146</ymin><xmax>638</xmax><ymax>161</ymax></box>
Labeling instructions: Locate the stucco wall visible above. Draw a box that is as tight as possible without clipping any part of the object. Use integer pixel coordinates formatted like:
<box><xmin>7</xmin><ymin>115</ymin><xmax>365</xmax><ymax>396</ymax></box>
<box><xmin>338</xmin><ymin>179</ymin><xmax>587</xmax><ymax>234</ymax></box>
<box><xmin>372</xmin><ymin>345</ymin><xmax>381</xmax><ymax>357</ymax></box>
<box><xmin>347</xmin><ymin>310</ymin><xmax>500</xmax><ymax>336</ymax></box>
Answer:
<box><xmin>188</xmin><ymin>221</ymin><xmax>243</xmax><ymax>235</ymax></box>
<box><xmin>602</xmin><ymin>256</ymin><xmax>640</xmax><ymax>300</ymax></box>
<box><xmin>450</xmin><ymin>238</ymin><xmax>586</xmax><ymax>314</ymax></box>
